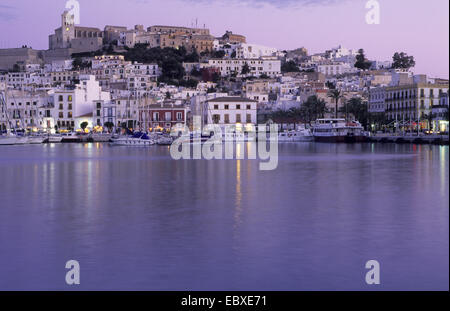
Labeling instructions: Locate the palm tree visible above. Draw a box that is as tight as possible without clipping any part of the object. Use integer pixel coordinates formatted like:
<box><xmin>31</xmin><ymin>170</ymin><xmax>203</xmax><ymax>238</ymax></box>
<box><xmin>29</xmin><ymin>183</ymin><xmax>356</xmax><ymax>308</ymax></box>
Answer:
<box><xmin>328</xmin><ymin>89</ymin><xmax>344</xmax><ymax>119</ymax></box>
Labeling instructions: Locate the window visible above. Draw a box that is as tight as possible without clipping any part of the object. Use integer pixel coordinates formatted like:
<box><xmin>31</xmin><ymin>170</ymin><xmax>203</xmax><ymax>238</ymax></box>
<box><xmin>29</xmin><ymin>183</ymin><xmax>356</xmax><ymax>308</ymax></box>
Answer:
<box><xmin>236</xmin><ymin>105</ymin><xmax>241</xmax><ymax>110</ymax></box>
<box><xmin>236</xmin><ymin>114</ymin><xmax>241</xmax><ymax>123</ymax></box>
<box><xmin>165</xmin><ymin>112</ymin><xmax>172</xmax><ymax>121</ymax></box>
<box><xmin>68</xmin><ymin>112</ymin><xmax>72</xmax><ymax>118</ymax></box>
<box><xmin>59</xmin><ymin>104</ymin><xmax>63</xmax><ymax>110</ymax></box>
<box><xmin>176</xmin><ymin>112</ymin><xmax>182</xmax><ymax>121</ymax></box>
<box><xmin>97</xmin><ymin>102</ymin><xmax>101</xmax><ymax>109</ymax></box>
<box><xmin>246</xmin><ymin>114</ymin><xmax>251</xmax><ymax>123</ymax></box>
<box><xmin>153</xmin><ymin>112</ymin><xmax>159</xmax><ymax>121</ymax></box>
<box><xmin>59</xmin><ymin>112</ymin><xmax>63</xmax><ymax>118</ymax></box>
<box><xmin>213</xmin><ymin>114</ymin><xmax>220</xmax><ymax>124</ymax></box>
<box><xmin>214</xmin><ymin>104</ymin><xmax>219</xmax><ymax>110</ymax></box>
<box><xmin>59</xmin><ymin>95</ymin><xmax>63</xmax><ymax>102</ymax></box>
<box><xmin>225</xmin><ymin>105</ymin><xmax>229</xmax><ymax>110</ymax></box>
<box><xmin>247</xmin><ymin>104</ymin><xmax>251</xmax><ymax>110</ymax></box>
<box><xmin>224</xmin><ymin>114</ymin><xmax>230</xmax><ymax>124</ymax></box>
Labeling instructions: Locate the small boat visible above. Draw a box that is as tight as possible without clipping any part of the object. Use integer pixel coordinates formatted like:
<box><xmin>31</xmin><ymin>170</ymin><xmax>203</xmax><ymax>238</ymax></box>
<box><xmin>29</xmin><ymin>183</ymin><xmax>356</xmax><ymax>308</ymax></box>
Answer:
<box><xmin>288</xmin><ymin>129</ymin><xmax>314</xmax><ymax>142</ymax></box>
<box><xmin>14</xmin><ymin>135</ymin><xmax>29</xmax><ymax>145</ymax></box>
<box><xmin>267</xmin><ymin>129</ymin><xmax>314</xmax><ymax>142</ymax></box>
<box><xmin>61</xmin><ymin>132</ymin><xmax>81</xmax><ymax>143</ymax></box>
<box><xmin>48</xmin><ymin>134</ymin><xmax>63</xmax><ymax>143</ymax></box>
<box><xmin>156</xmin><ymin>136</ymin><xmax>173</xmax><ymax>146</ymax></box>
<box><xmin>0</xmin><ymin>135</ymin><xmax>19</xmax><ymax>145</ymax></box>
<box><xmin>111</xmin><ymin>132</ymin><xmax>155</xmax><ymax>147</ymax></box>
<box><xmin>27</xmin><ymin>135</ymin><xmax>47</xmax><ymax>144</ymax></box>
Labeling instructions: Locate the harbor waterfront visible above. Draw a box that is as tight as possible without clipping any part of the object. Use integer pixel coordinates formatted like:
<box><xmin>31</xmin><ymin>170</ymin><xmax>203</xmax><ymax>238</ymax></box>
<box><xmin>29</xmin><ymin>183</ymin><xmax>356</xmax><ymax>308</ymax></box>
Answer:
<box><xmin>0</xmin><ymin>142</ymin><xmax>448</xmax><ymax>290</ymax></box>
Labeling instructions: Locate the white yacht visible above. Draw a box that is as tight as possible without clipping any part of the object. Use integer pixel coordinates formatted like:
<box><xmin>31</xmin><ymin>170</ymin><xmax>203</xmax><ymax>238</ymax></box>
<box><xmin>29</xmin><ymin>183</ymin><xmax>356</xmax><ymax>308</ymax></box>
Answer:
<box><xmin>14</xmin><ymin>135</ymin><xmax>29</xmax><ymax>145</ymax></box>
<box><xmin>0</xmin><ymin>134</ymin><xmax>19</xmax><ymax>145</ymax></box>
<box><xmin>60</xmin><ymin>132</ymin><xmax>81</xmax><ymax>143</ymax></box>
<box><xmin>48</xmin><ymin>134</ymin><xmax>64</xmax><ymax>143</ymax></box>
<box><xmin>111</xmin><ymin>132</ymin><xmax>156</xmax><ymax>147</ymax></box>
<box><xmin>312</xmin><ymin>119</ymin><xmax>367</xmax><ymax>143</ymax></box>
<box><xmin>277</xmin><ymin>129</ymin><xmax>314</xmax><ymax>142</ymax></box>
<box><xmin>27</xmin><ymin>135</ymin><xmax>47</xmax><ymax>144</ymax></box>
<box><xmin>156</xmin><ymin>136</ymin><xmax>174</xmax><ymax>146</ymax></box>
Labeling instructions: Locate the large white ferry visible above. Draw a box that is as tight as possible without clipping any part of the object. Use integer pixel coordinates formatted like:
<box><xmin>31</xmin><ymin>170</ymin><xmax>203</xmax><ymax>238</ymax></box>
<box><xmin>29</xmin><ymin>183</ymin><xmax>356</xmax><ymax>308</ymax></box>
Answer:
<box><xmin>312</xmin><ymin>118</ymin><xmax>367</xmax><ymax>143</ymax></box>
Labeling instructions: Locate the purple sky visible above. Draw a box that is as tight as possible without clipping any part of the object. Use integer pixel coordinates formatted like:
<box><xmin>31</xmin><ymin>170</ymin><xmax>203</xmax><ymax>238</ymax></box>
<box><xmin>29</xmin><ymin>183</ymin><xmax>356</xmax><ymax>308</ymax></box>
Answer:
<box><xmin>0</xmin><ymin>0</ymin><xmax>448</xmax><ymax>78</ymax></box>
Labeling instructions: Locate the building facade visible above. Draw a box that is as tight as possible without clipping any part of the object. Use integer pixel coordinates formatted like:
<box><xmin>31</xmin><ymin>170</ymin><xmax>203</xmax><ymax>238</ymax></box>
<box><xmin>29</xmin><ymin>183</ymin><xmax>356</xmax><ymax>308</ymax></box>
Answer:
<box><xmin>207</xmin><ymin>97</ymin><xmax>257</xmax><ymax>126</ymax></box>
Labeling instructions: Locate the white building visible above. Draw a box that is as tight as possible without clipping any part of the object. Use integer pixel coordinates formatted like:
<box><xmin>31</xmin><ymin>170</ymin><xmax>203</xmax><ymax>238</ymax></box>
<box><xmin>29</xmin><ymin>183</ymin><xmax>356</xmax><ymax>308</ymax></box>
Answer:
<box><xmin>44</xmin><ymin>75</ymin><xmax>110</xmax><ymax>131</ymax></box>
<box><xmin>368</xmin><ymin>87</ymin><xmax>386</xmax><ymax>113</ymax></box>
<box><xmin>206</xmin><ymin>97</ymin><xmax>257</xmax><ymax>126</ymax></box>
<box><xmin>317</xmin><ymin>62</ymin><xmax>357</xmax><ymax>76</ymax></box>
<box><xmin>208</xmin><ymin>58</ymin><xmax>281</xmax><ymax>78</ymax></box>
<box><xmin>328</xmin><ymin>45</ymin><xmax>358</xmax><ymax>59</ymax></box>
<box><xmin>236</xmin><ymin>43</ymin><xmax>278</xmax><ymax>59</ymax></box>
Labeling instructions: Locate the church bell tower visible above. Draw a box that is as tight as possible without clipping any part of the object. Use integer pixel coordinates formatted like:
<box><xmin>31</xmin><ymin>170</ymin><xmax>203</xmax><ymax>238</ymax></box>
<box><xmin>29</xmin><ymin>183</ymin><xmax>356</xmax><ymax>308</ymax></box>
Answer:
<box><xmin>61</xmin><ymin>10</ymin><xmax>75</xmax><ymax>48</ymax></box>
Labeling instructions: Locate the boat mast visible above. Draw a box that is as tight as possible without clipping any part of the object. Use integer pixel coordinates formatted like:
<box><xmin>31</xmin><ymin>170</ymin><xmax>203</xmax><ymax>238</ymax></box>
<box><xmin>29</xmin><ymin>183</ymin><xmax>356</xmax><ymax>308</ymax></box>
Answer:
<box><xmin>0</xmin><ymin>84</ymin><xmax>15</xmax><ymax>135</ymax></box>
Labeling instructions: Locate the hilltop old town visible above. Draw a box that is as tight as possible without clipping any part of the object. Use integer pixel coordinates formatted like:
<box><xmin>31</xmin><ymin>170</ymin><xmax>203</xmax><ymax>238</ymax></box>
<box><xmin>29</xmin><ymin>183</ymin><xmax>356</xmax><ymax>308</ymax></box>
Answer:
<box><xmin>0</xmin><ymin>9</ymin><xmax>448</xmax><ymax>136</ymax></box>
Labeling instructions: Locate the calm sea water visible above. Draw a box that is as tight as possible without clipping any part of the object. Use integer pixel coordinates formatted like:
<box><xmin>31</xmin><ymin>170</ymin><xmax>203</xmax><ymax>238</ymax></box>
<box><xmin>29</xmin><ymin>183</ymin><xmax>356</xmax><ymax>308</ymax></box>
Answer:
<box><xmin>0</xmin><ymin>143</ymin><xmax>448</xmax><ymax>291</ymax></box>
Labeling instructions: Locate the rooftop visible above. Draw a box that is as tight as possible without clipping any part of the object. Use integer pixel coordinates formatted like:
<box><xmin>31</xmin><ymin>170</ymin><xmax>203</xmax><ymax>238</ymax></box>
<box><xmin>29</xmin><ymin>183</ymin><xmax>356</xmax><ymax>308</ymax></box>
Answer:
<box><xmin>208</xmin><ymin>97</ymin><xmax>257</xmax><ymax>103</ymax></box>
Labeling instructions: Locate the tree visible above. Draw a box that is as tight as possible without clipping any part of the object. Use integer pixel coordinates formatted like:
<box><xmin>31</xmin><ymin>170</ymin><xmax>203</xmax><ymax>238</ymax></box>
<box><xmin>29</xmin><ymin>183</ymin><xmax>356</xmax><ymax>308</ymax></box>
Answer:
<box><xmin>185</xmin><ymin>51</ymin><xmax>200</xmax><ymax>63</ymax></box>
<box><xmin>212</xmin><ymin>50</ymin><xmax>225</xmax><ymax>59</ymax></box>
<box><xmin>354</xmin><ymin>49</ymin><xmax>372</xmax><ymax>70</ymax></box>
<box><xmin>190</xmin><ymin>68</ymin><xmax>202</xmax><ymax>77</ymax></box>
<box><xmin>161</xmin><ymin>57</ymin><xmax>185</xmax><ymax>81</ymax></box>
<box><xmin>328</xmin><ymin>89</ymin><xmax>344</xmax><ymax>118</ymax></box>
<box><xmin>325</xmin><ymin>81</ymin><xmax>336</xmax><ymax>89</ymax></box>
<box><xmin>340</xmin><ymin>97</ymin><xmax>369</xmax><ymax>127</ymax></box>
<box><xmin>299</xmin><ymin>95</ymin><xmax>328</xmax><ymax>123</ymax></box>
<box><xmin>72</xmin><ymin>57</ymin><xmax>91</xmax><ymax>71</ymax></box>
<box><xmin>180</xmin><ymin>79</ymin><xmax>199</xmax><ymax>88</ymax></box>
<box><xmin>241</xmin><ymin>63</ymin><xmax>251</xmax><ymax>75</ymax></box>
<box><xmin>392</xmin><ymin>52</ymin><xmax>415</xmax><ymax>70</ymax></box>
<box><xmin>281</xmin><ymin>60</ymin><xmax>300</xmax><ymax>73</ymax></box>
<box><xmin>80</xmin><ymin>122</ymin><xmax>89</xmax><ymax>132</ymax></box>
<box><xmin>104</xmin><ymin>122</ymin><xmax>114</xmax><ymax>132</ymax></box>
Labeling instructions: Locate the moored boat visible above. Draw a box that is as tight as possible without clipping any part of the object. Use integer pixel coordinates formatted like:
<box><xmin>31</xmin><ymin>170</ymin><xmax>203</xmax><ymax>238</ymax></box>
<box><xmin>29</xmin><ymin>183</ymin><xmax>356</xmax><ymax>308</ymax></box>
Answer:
<box><xmin>0</xmin><ymin>135</ymin><xmax>19</xmax><ymax>145</ymax></box>
<box><xmin>276</xmin><ymin>129</ymin><xmax>314</xmax><ymax>142</ymax></box>
<box><xmin>27</xmin><ymin>135</ymin><xmax>47</xmax><ymax>144</ymax></box>
<box><xmin>60</xmin><ymin>132</ymin><xmax>81</xmax><ymax>143</ymax></box>
<box><xmin>111</xmin><ymin>132</ymin><xmax>155</xmax><ymax>146</ymax></box>
<box><xmin>312</xmin><ymin>118</ymin><xmax>367</xmax><ymax>143</ymax></box>
<box><xmin>48</xmin><ymin>134</ymin><xmax>63</xmax><ymax>143</ymax></box>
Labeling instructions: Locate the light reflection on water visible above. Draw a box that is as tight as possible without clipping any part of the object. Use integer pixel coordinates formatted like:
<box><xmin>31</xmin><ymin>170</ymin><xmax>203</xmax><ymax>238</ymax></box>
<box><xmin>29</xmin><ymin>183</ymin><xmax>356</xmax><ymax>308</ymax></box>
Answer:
<box><xmin>0</xmin><ymin>143</ymin><xmax>448</xmax><ymax>290</ymax></box>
